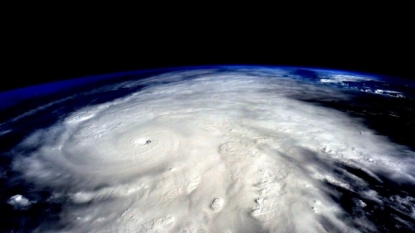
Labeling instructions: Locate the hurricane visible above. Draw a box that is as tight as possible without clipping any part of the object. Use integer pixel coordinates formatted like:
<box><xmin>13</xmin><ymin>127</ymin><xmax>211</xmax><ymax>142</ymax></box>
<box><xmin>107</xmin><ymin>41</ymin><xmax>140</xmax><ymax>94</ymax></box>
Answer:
<box><xmin>2</xmin><ymin>67</ymin><xmax>415</xmax><ymax>232</ymax></box>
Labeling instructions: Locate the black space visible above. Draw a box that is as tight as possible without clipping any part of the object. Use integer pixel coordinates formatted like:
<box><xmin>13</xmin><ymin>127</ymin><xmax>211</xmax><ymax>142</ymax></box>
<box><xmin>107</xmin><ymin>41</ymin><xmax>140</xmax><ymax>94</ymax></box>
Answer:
<box><xmin>3</xmin><ymin>9</ymin><xmax>414</xmax><ymax>92</ymax></box>
<box><xmin>5</xmin><ymin>44</ymin><xmax>411</xmax><ymax>92</ymax></box>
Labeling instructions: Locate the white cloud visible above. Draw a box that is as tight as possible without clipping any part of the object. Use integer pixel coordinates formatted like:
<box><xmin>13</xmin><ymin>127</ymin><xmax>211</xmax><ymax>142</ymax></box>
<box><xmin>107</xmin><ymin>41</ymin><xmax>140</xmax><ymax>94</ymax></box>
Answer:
<box><xmin>12</xmin><ymin>69</ymin><xmax>415</xmax><ymax>232</ymax></box>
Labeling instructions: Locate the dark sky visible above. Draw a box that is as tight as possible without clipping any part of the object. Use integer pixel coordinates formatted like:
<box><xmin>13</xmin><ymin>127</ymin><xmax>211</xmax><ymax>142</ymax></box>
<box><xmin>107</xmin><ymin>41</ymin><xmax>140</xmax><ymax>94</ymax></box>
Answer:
<box><xmin>5</xmin><ymin>40</ymin><xmax>412</xmax><ymax>92</ymax></box>
<box><xmin>4</xmin><ymin>14</ymin><xmax>414</xmax><ymax>92</ymax></box>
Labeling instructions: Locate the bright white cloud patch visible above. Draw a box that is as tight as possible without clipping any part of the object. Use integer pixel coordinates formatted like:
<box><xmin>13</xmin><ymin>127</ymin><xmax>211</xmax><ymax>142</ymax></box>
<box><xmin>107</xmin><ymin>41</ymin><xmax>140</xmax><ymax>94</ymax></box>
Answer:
<box><xmin>7</xmin><ymin>194</ymin><xmax>33</xmax><ymax>209</ymax></box>
<box><xmin>12</xmin><ymin>70</ymin><xmax>415</xmax><ymax>232</ymax></box>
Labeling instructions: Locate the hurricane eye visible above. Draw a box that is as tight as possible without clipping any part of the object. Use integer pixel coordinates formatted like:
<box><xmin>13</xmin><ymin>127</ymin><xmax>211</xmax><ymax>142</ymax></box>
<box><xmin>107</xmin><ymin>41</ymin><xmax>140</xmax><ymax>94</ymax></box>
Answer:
<box><xmin>133</xmin><ymin>138</ymin><xmax>152</xmax><ymax>145</ymax></box>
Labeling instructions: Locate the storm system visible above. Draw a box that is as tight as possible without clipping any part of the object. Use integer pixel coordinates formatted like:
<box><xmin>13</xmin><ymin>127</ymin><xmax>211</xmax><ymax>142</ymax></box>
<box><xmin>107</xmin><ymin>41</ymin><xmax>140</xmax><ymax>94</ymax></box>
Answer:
<box><xmin>2</xmin><ymin>68</ymin><xmax>415</xmax><ymax>232</ymax></box>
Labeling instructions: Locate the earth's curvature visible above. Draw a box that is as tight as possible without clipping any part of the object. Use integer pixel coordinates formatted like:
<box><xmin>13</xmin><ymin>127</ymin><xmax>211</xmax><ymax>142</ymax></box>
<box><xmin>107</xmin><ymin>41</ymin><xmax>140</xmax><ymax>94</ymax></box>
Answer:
<box><xmin>0</xmin><ymin>66</ymin><xmax>414</xmax><ymax>232</ymax></box>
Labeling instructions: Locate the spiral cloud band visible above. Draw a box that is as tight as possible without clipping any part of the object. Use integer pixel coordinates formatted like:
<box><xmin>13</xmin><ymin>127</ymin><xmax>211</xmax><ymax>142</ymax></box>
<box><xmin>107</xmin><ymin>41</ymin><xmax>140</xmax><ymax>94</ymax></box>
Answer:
<box><xmin>11</xmin><ymin>69</ymin><xmax>415</xmax><ymax>232</ymax></box>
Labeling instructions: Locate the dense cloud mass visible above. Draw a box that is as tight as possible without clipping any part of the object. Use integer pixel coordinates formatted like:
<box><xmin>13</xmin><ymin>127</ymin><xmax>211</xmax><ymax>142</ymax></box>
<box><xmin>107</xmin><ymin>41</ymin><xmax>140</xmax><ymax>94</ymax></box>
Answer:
<box><xmin>9</xmin><ymin>69</ymin><xmax>415</xmax><ymax>232</ymax></box>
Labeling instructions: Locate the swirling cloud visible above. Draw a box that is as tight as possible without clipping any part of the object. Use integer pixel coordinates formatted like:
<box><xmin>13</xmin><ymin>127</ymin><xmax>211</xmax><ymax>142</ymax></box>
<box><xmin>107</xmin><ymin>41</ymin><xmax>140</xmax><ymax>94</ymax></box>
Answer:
<box><xmin>11</xmin><ymin>69</ymin><xmax>415</xmax><ymax>232</ymax></box>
